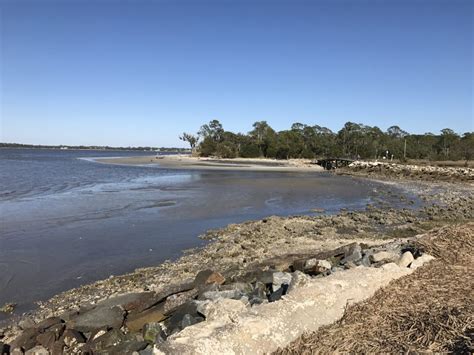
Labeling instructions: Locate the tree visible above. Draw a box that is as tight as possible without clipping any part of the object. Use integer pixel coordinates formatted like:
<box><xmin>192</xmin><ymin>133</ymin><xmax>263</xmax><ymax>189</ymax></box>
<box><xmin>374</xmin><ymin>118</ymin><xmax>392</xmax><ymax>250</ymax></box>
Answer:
<box><xmin>459</xmin><ymin>132</ymin><xmax>473</xmax><ymax>163</ymax></box>
<box><xmin>199</xmin><ymin>119</ymin><xmax>224</xmax><ymax>142</ymax></box>
<box><xmin>387</xmin><ymin>125</ymin><xmax>408</xmax><ymax>138</ymax></box>
<box><xmin>249</xmin><ymin>121</ymin><xmax>276</xmax><ymax>157</ymax></box>
<box><xmin>179</xmin><ymin>133</ymin><xmax>199</xmax><ymax>154</ymax></box>
<box><xmin>438</xmin><ymin>128</ymin><xmax>459</xmax><ymax>159</ymax></box>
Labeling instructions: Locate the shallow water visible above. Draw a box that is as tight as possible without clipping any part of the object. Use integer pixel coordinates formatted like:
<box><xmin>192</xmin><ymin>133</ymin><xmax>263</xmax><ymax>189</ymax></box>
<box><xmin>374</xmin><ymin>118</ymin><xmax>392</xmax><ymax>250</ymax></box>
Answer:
<box><xmin>0</xmin><ymin>149</ymin><xmax>419</xmax><ymax>315</ymax></box>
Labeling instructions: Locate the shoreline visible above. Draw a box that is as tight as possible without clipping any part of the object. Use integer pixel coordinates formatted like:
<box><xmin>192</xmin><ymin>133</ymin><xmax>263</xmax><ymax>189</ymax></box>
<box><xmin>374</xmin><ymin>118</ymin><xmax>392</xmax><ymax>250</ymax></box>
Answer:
<box><xmin>1</xmin><ymin>163</ymin><xmax>473</xmax><ymax>353</ymax></box>
<box><xmin>93</xmin><ymin>154</ymin><xmax>326</xmax><ymax>172</ymax></box>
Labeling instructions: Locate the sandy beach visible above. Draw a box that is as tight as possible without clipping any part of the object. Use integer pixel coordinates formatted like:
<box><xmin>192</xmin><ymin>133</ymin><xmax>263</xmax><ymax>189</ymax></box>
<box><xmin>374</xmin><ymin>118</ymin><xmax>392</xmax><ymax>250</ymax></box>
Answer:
<box><xmin>94</xmin><ymin>155</ymin><xmax>325</xmax><ymax>172</ymax></box>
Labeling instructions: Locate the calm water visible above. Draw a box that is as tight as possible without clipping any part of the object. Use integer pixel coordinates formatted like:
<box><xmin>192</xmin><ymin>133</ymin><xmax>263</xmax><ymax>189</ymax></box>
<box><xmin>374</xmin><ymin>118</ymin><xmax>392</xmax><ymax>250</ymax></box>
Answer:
<box><xmin>0</xmin><ymin>149</ymin><xmax>417</xmax><ymax>314</ymax></box>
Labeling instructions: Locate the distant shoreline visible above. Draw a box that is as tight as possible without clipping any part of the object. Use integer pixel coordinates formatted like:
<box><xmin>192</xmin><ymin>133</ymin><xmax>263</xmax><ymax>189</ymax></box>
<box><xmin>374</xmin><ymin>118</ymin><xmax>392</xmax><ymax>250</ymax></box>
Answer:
<box><xmin>0</xmin><ymin>146</ymin><xmax>189</xmax><ymax>153</ymax></box>
<box><xmin>93</xmin><ymin>154</ymin><xmax>326</xmax><ymax>172</ymax></box>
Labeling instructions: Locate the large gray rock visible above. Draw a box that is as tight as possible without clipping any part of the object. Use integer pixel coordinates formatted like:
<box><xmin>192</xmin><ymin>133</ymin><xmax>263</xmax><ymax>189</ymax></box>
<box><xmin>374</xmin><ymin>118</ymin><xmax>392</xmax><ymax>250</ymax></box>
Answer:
<box><xmin>199</xmin><ymin>289</ymin><xmax>243</xmax><ymax>301</ymax></box>
<box><xmin>164</xmin><ymin>301</ymin><xmax>203</xmax><ymax>335</ymax></box>
<box><xmin>88</xmin><ymin>329</ymin><xmax>134</xmax><ymax>352</ymax></box>
<box><xmin>36</xmin><ymin>317</ymin><xmax>63</xmax><ymax>332</ymax></box>
<box><xmin>341</xmin><ymin>243</ymin><xmax>362</xmax><ymax>264</ymax></box>
<box><xmin>68</xmin><ymin>305</ymin><xmax>125</xmax><ymax>332</ymax></box>
<box><xmin>126</xmin><ymin>304</ymin><xmax>167</xmax><ymax>333</ymax></box>
<box><xmin>196</xmin><ymin>299</ymin><xmax>247</xmax><ymax>321</ymax></box>
<box><xmin>95</xmin><ymin>292</ymin><xmax>159</xmax><ymax>314</ymax></box>
<box><xmin>163</xmin><ymin>289</ymin><xmax>199</xmax><ymax>314</ymax></box>
<box><xmin>36</xmin><ymin>331</ymin><xmax>57</xmax><ymax>350</ymax></box>
<box><xmin>10</xmin><ymin>328</ymin><xmax>39</xmax><ymax>352</ymax></box>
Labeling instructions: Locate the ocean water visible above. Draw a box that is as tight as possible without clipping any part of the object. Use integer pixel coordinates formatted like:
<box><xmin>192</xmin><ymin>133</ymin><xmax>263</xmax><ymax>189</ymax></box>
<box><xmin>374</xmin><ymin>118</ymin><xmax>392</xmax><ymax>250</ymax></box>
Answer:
<box><xmin>0</xmin><ymin>148</ymin><xmax>418</xmax><ymax>315</ymax></box>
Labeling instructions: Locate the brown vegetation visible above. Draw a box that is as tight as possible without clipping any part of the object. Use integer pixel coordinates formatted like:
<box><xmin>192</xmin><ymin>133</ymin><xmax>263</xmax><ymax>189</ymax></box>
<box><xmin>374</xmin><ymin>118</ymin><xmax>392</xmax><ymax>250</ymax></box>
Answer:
<box><xmin>275</xmin><ymin>223</ymin><xmax>474</xmax><ymax>354</ymax></box>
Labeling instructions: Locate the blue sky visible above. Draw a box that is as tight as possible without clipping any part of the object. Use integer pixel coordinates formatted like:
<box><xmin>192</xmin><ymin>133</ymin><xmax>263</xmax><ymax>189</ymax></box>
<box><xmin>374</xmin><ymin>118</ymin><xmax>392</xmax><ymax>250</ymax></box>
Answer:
<box><xmin>1</xmin><ymin>0</ymin><xmax>472</xmax><ymax>147</ymax></box>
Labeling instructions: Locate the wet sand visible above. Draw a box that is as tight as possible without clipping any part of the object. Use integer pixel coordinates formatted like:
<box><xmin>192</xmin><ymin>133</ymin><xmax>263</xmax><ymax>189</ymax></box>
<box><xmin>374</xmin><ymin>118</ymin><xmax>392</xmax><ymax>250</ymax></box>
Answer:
<box><xmin>94</xmin><ymin>155</ymin><xmax>325</xmax><ymax>172</ymax></box>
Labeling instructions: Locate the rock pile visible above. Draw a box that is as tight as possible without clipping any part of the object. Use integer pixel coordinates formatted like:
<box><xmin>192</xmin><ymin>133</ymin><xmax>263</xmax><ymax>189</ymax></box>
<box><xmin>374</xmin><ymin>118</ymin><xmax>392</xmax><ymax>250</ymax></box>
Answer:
<box><xmin>344</xmin><ymin>161</ymin><xmax>474</xmax><ymax>182</ymax></box>
<box><xmin>2</xmin><ymin>240</ymin><xmax>428</xmax><ymax>354</ymax></box>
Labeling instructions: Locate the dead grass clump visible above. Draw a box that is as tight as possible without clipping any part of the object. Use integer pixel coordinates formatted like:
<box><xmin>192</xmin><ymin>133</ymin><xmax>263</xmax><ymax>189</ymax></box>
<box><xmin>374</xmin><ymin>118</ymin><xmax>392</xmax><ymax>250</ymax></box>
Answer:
<box><xmin>275</xmin><ymin>223</ymin><xmax>473</xmax><ymax>354</ymax></box>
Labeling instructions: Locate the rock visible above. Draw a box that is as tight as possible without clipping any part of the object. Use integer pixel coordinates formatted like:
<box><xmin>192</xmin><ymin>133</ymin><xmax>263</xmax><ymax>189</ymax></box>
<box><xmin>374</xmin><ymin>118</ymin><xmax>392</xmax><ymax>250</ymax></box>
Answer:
<box><xmin>18</xmin><ymin>317</ymin><xmax>36</xmax><ymax>330</ymax></box>
<box><xmin>341</xmin><ymin>243</ymin><xmax>362</xmax><ymax>264</ymax></box>
<box><xmin>292</xmin><ymin>259</ymin><xmax>306</xmax><ymax>272</ymax></box>
<box><xmin>304</xmin><ymin>259</ymin><xmax>332</xmax><ymax>275</ymax></box>
<box><xmin>268</xmin><ymin>284</ymin><xmax>288</xmax><ymax>302</ymax></box>
<box><xmin>252</xmin><ymin>270</ymin><xmax>273</xmax><ymax>285</ymax></box>
<box><xmin>164</xmin><ymin>302</ymin><xmax>202</xmax><ymax>335</ymax></box>
<box><xmin>90</xmin><ymin>328</ymin><xmax>108</xmax><ymax>341</ymax></box>
<box><xmin>10</xmin><ymin>348</ymin><xmax>24</xmax><ymax>355</ymax></box>
<box><xmin>270</xmin><ymin>260</ymin><xmax>293</xmax><ymax>272</ymax></box>
<box><xmin>196</xmin><ymin>299</ymin><xmax>247</xmax><ymax>321</ymax></box>
<box><xmin>68</xmin><ymin>305</ymin><xmax>125</xmax><ymax>332</ymax></box>
<box><xmin>137</xmin><ymin>346</ymin><xmax>154</xmax><ymax>355</ymax></box>
<box><xmin>50</xmin><ymin>341</ymin><xmax>64</xmax><ymax>355</ymax></box>
<box><xmin>0</xmin><ymin>342</ymin><xmax>9</xmax><ymax>354</ymax></box>
<box><xmin>397</xmin><ymin>251</ymin><xmax>414</xmax><ymax>267</ymax></box>
<box><xmin>181</xmin><ymin>313</ymin><xmax>204</xmax><ymax>328</ymax></box>
<box><xmin>36</xmin><ymin>331</ymin><xmax>57</xmax><ymax>350</ymax></box>
<box><xmin>96</xmin><ymin>292</ymin><xmax>159</xmax><ymax>314</ymax></box>
<box><xmin>0</xmin><ymin>303</ymin><xmax>16</xmax><ymax>314</ymax></box>
<box><xmin>199</xmin><ymin>289</ymin><xmax>243</xmax><ymax>301</ymax></box>
<box><xmin>10</xmin><ymin>328</ymin><xmax>39</xmax><ymax>352</ymax></box>
<box><xmin>272</xmin><ymin>272</ymin><xmax>292</xmax><ymax>291</ymax></box>
<box><xmin>410</xmin><ymin>254</ymin><xmax>435</xmax><ymax>269</ymax></box>
<box><xmin>194</xmin><ymin>270</ymin><xmax>225</xmax><ymax>288</ymax></box>
<box><xmin>126</xmin><ymin>304</ymin><xmax>167</xmax><ymax>333</ymax></box>
<box><xmin>47</xmin><ymin>323</ymin><xmax>65</xmax><ymax>340</ymax></box>
<box><xmin>62</xmin><ymin>329</ymin><xmax>85</xmax><ymax>348</ymax></box>
<box><xmin>163</xmin><ymin>289</ymin><xmax>198</xmax><ymax>314</ymax></box>
<box><xmin>370</xmin><ymin>251</ymin><xmax>399</xmax><ymax>264</ymax></box>
<box><xmin>344</xmin><ymin>261</ymin><xmax>358</xmax><ymax>269</ymax></box>
<box><xmin>360</xmin><ymin>253</ymin><xmax>372</xmax><ymax>267</ymax></box>
<box><xmin>318</xmin><ymin>260</ymin><xmax>332</xmax><ymax>270</ymax></box>
<box><xmin>88</xmin><ymin>329</ymin><xmax>131</xmax><ymax>351</ymax></box>
<box><xmin>143</xmin><ymin>322</ymin><xmax>167</xmax><ymax>344</ymax></box>
<box><xmin>108</xmin><ymin>340</ymin><xmax>148</xmax><ymax>353</ymax></box>
<box><xmin>248</xmin><ymin>282</ymin><xmax>267</xmax><ymax>306</ymax></box>
<box><xmin>220</xmin><ymin>282</ymin><xmax>253</xmax><ymax>294</ymax></box>
<box><xmin>288</xmin><ymin>271</ymin><xmax>311</xmax><ymax>292</ymax></box>
<box><xmin>25</xmin><ymin>345</ymin><xmax>49</xmax><ymax>355</ymax></box>
<box><xmin>36</xmin><ymin>317</ymin><xmax>63</xmax><ymax>332</ymax></box>
<box><xmin>381</xmin><ymin>262</ymin><xmax>401</xmax><ymax>271</ymax></box>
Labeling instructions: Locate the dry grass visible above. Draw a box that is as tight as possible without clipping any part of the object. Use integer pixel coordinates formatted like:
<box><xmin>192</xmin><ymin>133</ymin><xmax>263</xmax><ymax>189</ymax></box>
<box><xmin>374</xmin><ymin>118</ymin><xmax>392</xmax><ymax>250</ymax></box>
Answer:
<box><xmin>275</xmin><ymin>223</ymin><xmax>474</xmax><ymax>354</ymax></box>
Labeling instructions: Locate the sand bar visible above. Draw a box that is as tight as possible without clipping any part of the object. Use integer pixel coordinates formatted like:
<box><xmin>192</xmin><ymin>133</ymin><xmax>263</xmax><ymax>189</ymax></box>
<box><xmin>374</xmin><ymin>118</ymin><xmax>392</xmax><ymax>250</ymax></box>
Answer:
<box><xmin>94</xmin><ymin>155</ymin><xmax>325</xmax><ymax>172</ymax></box>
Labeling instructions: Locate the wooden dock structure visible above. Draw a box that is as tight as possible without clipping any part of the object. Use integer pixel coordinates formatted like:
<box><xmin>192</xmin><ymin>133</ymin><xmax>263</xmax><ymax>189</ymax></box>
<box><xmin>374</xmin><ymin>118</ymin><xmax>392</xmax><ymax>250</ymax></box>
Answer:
<box><xmin>314</xmin><ymin>158</ymin><xmax>354</xmax><ymax>170</ymax></box>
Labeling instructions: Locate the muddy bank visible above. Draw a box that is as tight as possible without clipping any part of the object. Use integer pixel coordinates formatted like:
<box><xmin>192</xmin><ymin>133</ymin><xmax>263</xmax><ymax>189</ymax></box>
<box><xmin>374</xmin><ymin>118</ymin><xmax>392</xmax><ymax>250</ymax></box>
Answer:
<box><xmin>0</xmin><ymin>171</ymin><xmax>473</xmax><ymax>353</ymax></box>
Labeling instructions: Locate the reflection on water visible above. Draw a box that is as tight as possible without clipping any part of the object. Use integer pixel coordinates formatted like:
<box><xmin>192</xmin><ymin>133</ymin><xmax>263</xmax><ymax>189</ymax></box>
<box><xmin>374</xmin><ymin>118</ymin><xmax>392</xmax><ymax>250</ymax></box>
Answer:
<box><xmin>0</xmin><ymin>149</ymin><xmax>419</xmax><ymax>313</ymax></box>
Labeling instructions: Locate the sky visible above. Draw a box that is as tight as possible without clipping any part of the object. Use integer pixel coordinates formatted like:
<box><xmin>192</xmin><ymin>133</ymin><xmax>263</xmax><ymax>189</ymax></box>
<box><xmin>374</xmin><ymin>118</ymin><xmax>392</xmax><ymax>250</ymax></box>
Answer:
<box><xmin>1</xmin><ymin>0</ymin><xmax>472</xmax><ymax>147</ymax></box>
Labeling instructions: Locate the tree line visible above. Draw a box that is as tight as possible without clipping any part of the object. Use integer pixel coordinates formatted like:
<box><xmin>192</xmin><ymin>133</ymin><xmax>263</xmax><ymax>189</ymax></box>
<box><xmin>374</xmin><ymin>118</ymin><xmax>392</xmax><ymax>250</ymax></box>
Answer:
<box><xmin>180</xmin><ymin>120</ymin><xmax>473</xmax><ymax>162</ymax></box>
